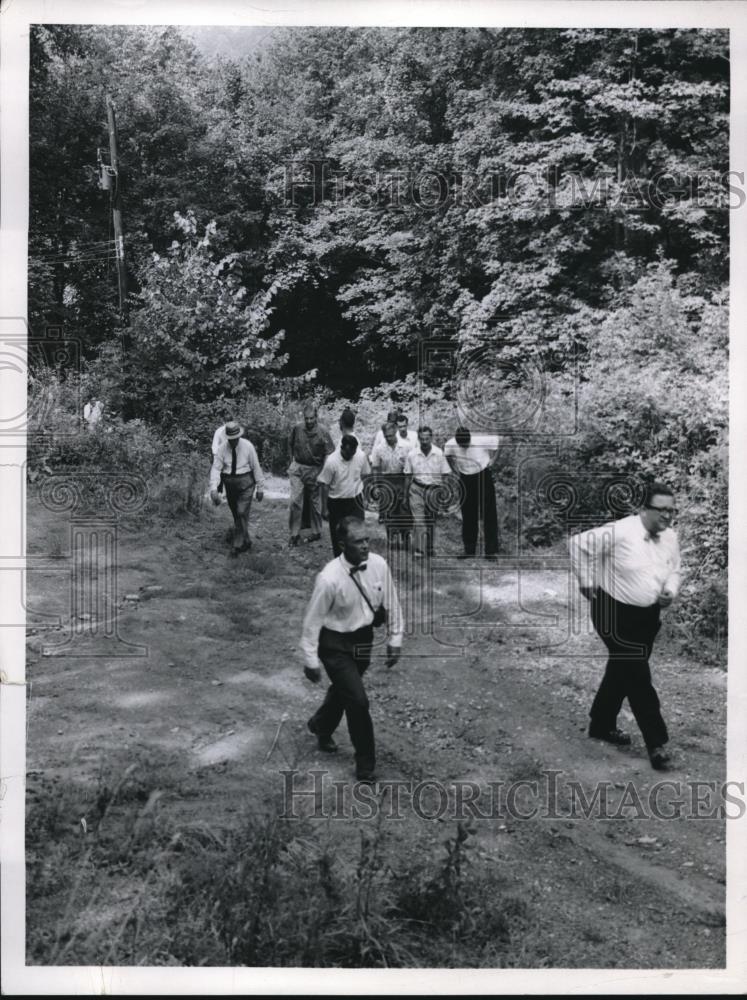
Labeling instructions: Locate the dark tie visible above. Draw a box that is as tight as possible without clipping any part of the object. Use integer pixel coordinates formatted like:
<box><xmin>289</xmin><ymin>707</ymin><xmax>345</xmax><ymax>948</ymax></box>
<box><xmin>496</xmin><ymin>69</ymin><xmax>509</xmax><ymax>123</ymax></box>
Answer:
<box><xmin>231</xmin><ymin>444</ymin><xmax>237</xmax><ymax>476</ymax></box>
<box><xmin>350</xmin><ymin>563</ymin><xmax>367</xmax><ymax>575</ymax></box>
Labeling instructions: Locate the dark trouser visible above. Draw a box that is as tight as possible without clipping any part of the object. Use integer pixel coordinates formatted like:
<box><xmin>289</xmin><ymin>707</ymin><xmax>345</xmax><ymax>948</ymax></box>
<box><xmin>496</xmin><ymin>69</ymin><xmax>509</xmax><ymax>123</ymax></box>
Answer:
<box><xmin>589</xmin><ymin>588</ymin><xmax>668</xmax><ymax>751</ymax></box>
<box><xmin>460</xmin><ymin>468</ymin><xmax>498</xmax><ymax>555</ymax></box>
<box><xmin>222</xmin><ymin>472</ymin><xmax>255</xmax><ymax>551</ymax></box>
<box><xmin>310</xmin><ymin>625</ymin><xmax>375</xmax><ymax>774</ymax></box>
<box><xmin>289</xmin><ymin>461</ymin><xmax>324</xmax><ymax>537</ymax></box>
<box><xmin>378</xmin><ymin>474</ymin><xmax>411</xmax><ymax>546</ymax></box>
<box><xmin>327</xmin><ymin>495</ymin><xmax>365</xmax><ymax>557</ymax></box>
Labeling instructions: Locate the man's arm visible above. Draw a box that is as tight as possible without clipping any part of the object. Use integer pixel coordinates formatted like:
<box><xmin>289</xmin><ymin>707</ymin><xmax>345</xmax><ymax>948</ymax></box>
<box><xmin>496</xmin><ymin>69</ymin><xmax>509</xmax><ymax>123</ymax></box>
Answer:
<box><xmin>382</xmin><ymin>562</ymin><xmax>404</xmax><ymax>668</ymax></box>
<box><xmin>208</xmin><ymin>450</ymin><xmax>224</xmax><ymax>494</ymax></box>
<box><xmin>660</xmin><ymin>533</ymin><xmax>682</xmax><ymax>606</ymax></box>
<box><xmin>403</xmin><ymin>453</ymin><xmax>414</xmax><ymax>503</ymax></box>
<box><xmin>300</xmin><ymin>573</ymin><xmax>334</xmax><ymax>677</ymax></box>
<box><xmin>322</xmin><ymin>428</ymin><xmax>335</xmax><ymax>456</ymax></box>
<box><xmin>568</xmin><ymin>525</ymin><xmax>608</xmax><ymax>598</ymax></box>
<box><xmin>317</xmin><ymin>457</ymin><xmax>334</xmax><ymax>519</ymax></box>
<box><xmin>211</xmin><ymin>425</ymin><xmax>223</xmax><ymax>457</ymax></box>
<box><xmin>319</xmin><ymin>482</ymin><xmax>329</xmax><ymax>519</ymax></box>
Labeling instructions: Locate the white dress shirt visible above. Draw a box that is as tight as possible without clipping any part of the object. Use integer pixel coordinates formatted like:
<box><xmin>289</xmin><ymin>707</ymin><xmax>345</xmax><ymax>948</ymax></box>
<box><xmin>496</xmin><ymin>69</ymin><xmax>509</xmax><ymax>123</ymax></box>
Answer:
<box><xmin>569</xmin><ymin>513</ymin><xmax>682</xmax><ymax>607</ymax></box>
<box><xmin>317</xmin><ymin>450</ymin><xmax>371</xmax><ymax>498</ymax></box>
<box><xmin>370</xmin><ymin>439</ymin><xmax>409</xmax><ymax>474</ymax></box>
<box><xmin>209</xmin><ymin>439</ymin><xmax>265</xmax><ymax>491</ymax></box>
<box><xmin>404</xmin><ymin>444</ymin><xmax>451</xmax><ymax>484</ymax></box>
<box><xmin>372</xmin><ymin>427</ymin><xmax>418</xmax><ymax>452</ymax></box>
<box><xmin>301</xmin><ymin>552</ymin><xmax>404</xmax><ymax>669</ymax></box>
<box><xmin>444</xmin><ymin>434</ymin><xmax>499</xmax><ymax>475</ymax></box>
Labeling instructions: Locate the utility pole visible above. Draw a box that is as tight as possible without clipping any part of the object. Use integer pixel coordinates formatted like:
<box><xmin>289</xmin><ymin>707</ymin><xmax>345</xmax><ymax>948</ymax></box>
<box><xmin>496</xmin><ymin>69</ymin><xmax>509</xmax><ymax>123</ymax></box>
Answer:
<box><xmin>105</xmin><ymin>94</ymin><xmax>128</xmax><ymax>328</ymax></box>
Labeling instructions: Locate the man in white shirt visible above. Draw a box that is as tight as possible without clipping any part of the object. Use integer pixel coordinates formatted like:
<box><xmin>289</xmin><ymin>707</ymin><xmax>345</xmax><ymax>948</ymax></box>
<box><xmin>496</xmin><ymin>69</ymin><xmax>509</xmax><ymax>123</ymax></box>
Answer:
<box><xmin>372</xmin><ymin>410</ymin><xmax>418</xmax><ymax>453</ymax></box>
<box><xmin>403</xmin><ymin>426</ymin><xmax>452</xmax><ymax>557</ymax></box>
<box><xmin>301</xmin><ymin>517</ymin><xmax>403</xmax><ymax>782</ymax></box>
<box><xmin>318</xmin><ymin>434</ymin><xmax>371</xmax><ymax>556</ymax></box>
<box><xmin>370</xmin><ymin>421</ymin><xmax>411</xmax><ymax>545</ymax></box>
<box><xmin>209</xmin><ymin>421</ymin><xmax>265</xmax><ymax>557</ymax></box>
<box><xmin>444</xmin><ymin>426</ymin><xmax>500</xmax><ymax>558</ymax></box>
<box><xmin>568</xmin><ymin>481</ymin><xmax>682</xmax><ymax>770</ymax></box>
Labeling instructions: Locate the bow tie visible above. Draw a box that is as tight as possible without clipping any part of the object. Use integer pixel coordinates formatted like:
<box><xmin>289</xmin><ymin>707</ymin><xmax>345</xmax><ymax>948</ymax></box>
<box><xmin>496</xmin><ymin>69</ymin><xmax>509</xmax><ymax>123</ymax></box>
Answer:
<box><xmin>350</xmin><ymin>563</ymin><xmax>367</xmax><ymax>575</ymax></box>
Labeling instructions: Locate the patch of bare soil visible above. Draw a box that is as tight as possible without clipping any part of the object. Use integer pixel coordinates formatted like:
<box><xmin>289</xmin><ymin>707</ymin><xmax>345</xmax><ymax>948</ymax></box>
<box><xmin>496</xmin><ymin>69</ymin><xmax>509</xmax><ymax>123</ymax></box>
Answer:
<box><xmin>24</xmin><ymin>487</ymin><xmax>726</xmax><ymax>967</ymax></box>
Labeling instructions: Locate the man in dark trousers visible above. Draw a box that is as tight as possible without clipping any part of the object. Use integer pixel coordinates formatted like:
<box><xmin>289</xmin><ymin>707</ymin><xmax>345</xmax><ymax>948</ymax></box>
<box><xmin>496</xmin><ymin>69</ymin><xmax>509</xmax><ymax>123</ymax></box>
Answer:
<box><xmin>288</xmin><ymin>403</ymin><xmax>335</xmax><ymax>547</ymax></box>
<box><xmin>317</xmin><ymin>434</ymin><xmax>371</xmax><ymax>556</ymax></box>
<box><xmin>444</xmin><ymin>426</ymin><xmax>500</xmax><ymax>558</ymax></box>
<box><xmin>301</xmin><ymin>517</ymin><xmax>403</xmax><ymax>782</ymax></box>
<box><xmin>569</xmin><ymin>481</ymin><xmax>682</xmax><ymax>770</ymax></box>
<box><xmin>210</xmin><ymin>421</ymin><xmax>264</xmax><ymax>557</ymax></box>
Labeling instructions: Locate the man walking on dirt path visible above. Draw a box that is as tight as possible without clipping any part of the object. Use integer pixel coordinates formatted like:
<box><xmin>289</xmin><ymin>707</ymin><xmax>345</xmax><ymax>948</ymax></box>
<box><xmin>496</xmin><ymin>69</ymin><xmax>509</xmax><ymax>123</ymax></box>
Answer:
<box><xmin>318</xmin><ymin>434</ymin><xmax>371</xmax><ymax>556</ymax></box>
<box><xmin>210</xmin><ymin>421</ymin><xmax>265</xmax><ymax>557</ymax></box>
<box><xmin>288</xmin><ymin>403</ymin><xmax>335</xmax><ymax>548</ymax></box>
<box><xmin>404</xmin><ymin>426</ymin><xmax>452</xmax><ymax>558</ymax></box>
<box><xmin>301</xmin><ymin>516</ymin><xmax>403</xmax><ymax>782</ymax></box>
<box><xmin>444</xmin><ymin>426</ymin><xmax>500</xmax><ymax>559</ymax></box>
<box><xmin>569</xmin><ymin>481</ymin><xmax>682</xmax><ymax>770</ymax></box>
<box><xmin>372</xmin><ymin>409</ymin><xmax>418</xmax><ymax>453</ymax></box>
<box><xmin>370</xmin><ymin>420</ymin><xmax>410</xmax><ymax>547</ymax></box>
<box><xmin>333</xmin><ymin>407</ymin><xmax>356</xmax><ymax>447</ymax></box>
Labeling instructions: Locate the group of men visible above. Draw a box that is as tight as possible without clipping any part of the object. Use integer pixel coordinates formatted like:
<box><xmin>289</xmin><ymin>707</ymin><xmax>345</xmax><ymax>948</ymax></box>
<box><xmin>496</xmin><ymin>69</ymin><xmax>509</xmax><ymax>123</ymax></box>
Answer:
<box><xmin>286</xmin><ymin>403</ymin><xmax>501</xmax><ymax>559</ymax></box>
<box><xmin>208</xmin><ymin>408</ymin><xmax>682</xmax><ymax>783</ymax></box>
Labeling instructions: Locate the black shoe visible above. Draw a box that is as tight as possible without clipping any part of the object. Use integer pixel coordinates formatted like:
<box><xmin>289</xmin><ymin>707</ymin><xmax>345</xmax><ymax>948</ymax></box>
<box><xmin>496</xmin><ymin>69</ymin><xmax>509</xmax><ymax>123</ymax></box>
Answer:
<box><xmin>649</xmin><ymin>746</ymin><xmax>671</xmax><ymax>770</ymax></box>
<box><xmin>307</xmin><ymin>719</ymin><xmax>337</xmax><ymax>753</ymax></box>
<box><xmin>229</xmin><ymin>548</ymin><xmax>241</xmax><ymax>559</ymax></box>
<box><xmin>239</xmin><ymin>539</ymin><xmax>252</xmax><ymax>552</ymax></box>
<box><xmin>457</xmin><ymin>552</ymin><xmax>475</xmax><ymax>560</ymax></box>
<box><xmin>589</xmin><ymin>727</ymin><xmax>631</xmax><ymax>746</ymax></box>
<box><xmin>355</xmin><ymin>770</ymin><xmax>377</xmax><ymax>784</ymax></box>
<box><xmin>485</xmin><ymin>553</ymin><xmax>498</xmax><ymax>560</ymax></box>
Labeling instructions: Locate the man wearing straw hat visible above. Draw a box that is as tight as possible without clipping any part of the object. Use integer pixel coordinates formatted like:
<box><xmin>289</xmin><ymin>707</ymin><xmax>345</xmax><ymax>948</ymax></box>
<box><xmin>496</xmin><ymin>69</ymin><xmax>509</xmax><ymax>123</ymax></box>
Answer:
<box><xmin>210</xmin><ymin>420</ymin><xmax>264</xmax><ymax>557</ymax></box>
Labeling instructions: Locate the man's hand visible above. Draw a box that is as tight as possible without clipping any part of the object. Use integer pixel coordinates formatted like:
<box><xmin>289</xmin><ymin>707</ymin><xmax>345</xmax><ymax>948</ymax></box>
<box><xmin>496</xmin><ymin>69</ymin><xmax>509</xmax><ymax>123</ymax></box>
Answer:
<box><xmin>210</xmin><ymin>490</ymin><xmax>222</xmax><ymax>507</ymax></box>
<box><xmin>580</xmin><ymin>586</ymin><xmax>594</xmax><ymax>601</ymax></box>
<box><xmin>384</xmin><ymin>645</ymin><xmax>401</xmax><ymax>669</ymax></box>
<box><xmin>304</xmin><ymin>665</ymin><xmax>322</xmax><ymax>684</ymax></box>
<box><xmin>321</xmin><ymin>509</ymin><xmax>329</xmax><ymax>521</ymax></box>
<box><xmin>658</xmin><ymin>588</ymin><xmax>674</xmax><ymax>608</ymax></box>
<box><xmin>255</xmin><ymin>489</ymin><xmax>264</xmax><ymax>502</ymax></box>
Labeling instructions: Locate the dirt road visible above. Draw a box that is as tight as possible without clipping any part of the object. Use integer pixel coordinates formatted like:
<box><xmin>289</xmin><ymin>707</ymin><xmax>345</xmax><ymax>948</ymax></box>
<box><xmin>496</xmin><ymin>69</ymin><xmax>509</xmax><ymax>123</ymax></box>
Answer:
<box><xmin>25</xmin><ymin>485</ymin><xmax>727</xmax><ymax>967</ymax></box>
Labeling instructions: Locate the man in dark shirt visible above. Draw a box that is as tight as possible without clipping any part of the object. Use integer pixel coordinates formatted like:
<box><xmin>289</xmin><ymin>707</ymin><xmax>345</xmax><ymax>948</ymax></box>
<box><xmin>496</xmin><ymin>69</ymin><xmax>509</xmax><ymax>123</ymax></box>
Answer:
<box><xmin>288</xmin><ymin>403</ymin><xmax>334</xmax><ymax>547</ymax></box>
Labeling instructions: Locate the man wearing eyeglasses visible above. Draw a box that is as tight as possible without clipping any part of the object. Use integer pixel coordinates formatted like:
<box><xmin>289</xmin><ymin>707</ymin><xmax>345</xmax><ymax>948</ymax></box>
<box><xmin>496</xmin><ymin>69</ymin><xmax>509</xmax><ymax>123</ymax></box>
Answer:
<box><xmin>569</xmin><ymin>481</ymin><xmax>682</xmax><ymax>771</ymax></box>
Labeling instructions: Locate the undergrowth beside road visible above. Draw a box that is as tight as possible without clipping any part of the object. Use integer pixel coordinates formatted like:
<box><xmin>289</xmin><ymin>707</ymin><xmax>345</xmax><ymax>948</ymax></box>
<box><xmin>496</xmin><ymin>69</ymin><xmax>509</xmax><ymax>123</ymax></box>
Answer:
<box><xmin>26</xmin><ymin>761</ymin><xmax>529</xmax><ymax>967</ymax></box>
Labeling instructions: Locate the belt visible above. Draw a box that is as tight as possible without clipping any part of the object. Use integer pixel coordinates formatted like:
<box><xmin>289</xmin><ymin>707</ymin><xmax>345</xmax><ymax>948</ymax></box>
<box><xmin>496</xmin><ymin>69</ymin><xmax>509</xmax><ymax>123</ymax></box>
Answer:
<box><xmin>412</xmin><ymin>479</ymin><xmax>432</xmax><ymax>489</ymax></box>
<box><xmin>222</xmin><ymin>471</ymin><xmax>255</xmax><ymax>482</ymax></box>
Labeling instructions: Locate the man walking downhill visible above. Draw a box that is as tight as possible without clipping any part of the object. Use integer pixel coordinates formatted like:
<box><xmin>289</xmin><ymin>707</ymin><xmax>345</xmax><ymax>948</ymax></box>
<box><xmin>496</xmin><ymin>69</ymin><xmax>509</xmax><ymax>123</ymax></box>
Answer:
<box><xmin>301</xmin><ymin>516</ymin><xmax>403</xmax><ymax>782</ymax></box>
<box><xmin>444</xmin><ymin>426</ymin><xmax>500</xmax><ymax>559</ymax></box>
<box><xmin>568</xmin><ymin>481</ymin><xmax>682</xmax><ymax>770</ymax></box>
<box><xmin>403</xmin><ymin>426</ymin><xmax>452</xmax><ymax>558</ymax></box>
<box><xmin>318</xmin><ymin>434</ymin><xmax>371</xmax><ymax>556</ymax></box>
<box><xmin>372</xmin><ymin>410</ymin><xmax>418</xmax><ymax>453</ymax></box>
<box><xmin>370</xmin><ymin>420</ymin><xmax>410</xmax><ymax>547</ymax></box>
<box><xmin>334</xmin><ymin>407</ymin><xmax>356</xmax><ymax>447</ymax></box>
<box><xmin>288</xmin><ymin>404</ymin><xmax>335</xmax><ymax>547</ymax></box>
<box><xmin>209</xmin><ymin>421</ymin><xmax>264</xmax><ymax>557</ymax></box>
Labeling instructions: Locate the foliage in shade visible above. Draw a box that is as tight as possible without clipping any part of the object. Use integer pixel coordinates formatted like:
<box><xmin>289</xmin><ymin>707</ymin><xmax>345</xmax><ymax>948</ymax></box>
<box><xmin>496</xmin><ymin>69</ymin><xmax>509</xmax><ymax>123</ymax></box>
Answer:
<box><xmin>27</xmin><ymin>24</ymin><xmax>728</xmax><ymax>650</ymax></box>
